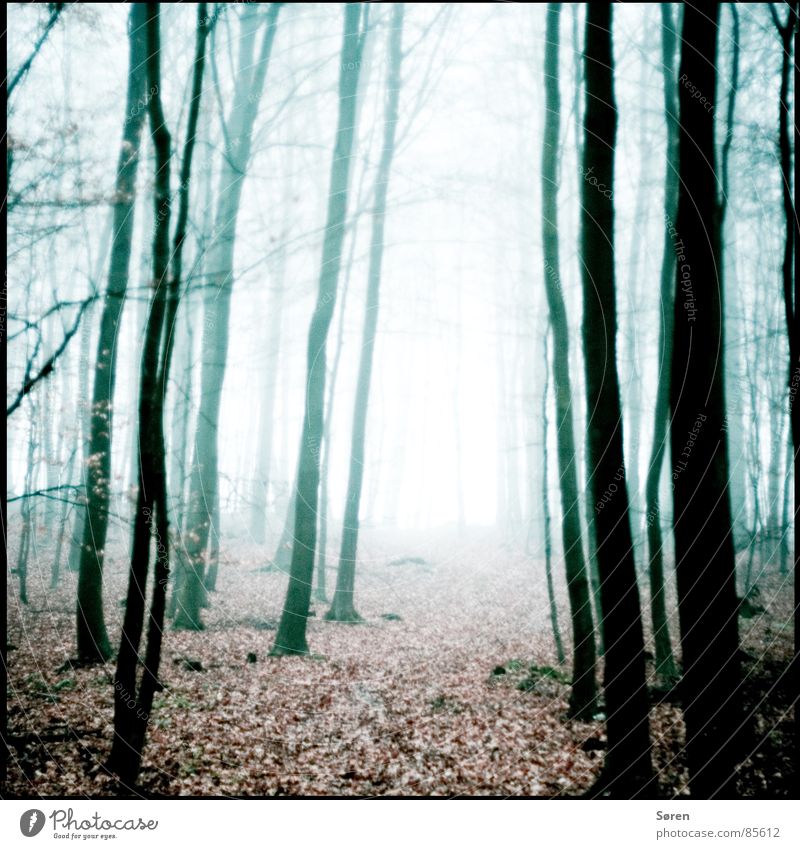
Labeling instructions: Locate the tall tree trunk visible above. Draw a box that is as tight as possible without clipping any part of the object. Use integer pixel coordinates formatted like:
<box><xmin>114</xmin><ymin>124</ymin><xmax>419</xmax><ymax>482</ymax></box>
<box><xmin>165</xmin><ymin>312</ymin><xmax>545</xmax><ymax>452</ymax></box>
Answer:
<box><xmin>315</xmin><ymin>223</ymin><xmax>359</xmax><ymax>601</ymax></box>
<box><xmin>271</xmin><ymin>3</ymin><xmax>367</xmax><ymax>655</ymax></box>
<box><xmin>643</xmin><ymin>3</ymin><xmax>680</xmax><ymax>687</ymax></box>
<box><xmin>327</xmin><ymin>4</ymin><xmax>404</xmax><ymax>624</ymax></box>
<box><xmin>671</xmin><ymin>2</ymin><xmax>742</xmax><ymax>798</ymax></box>
<box><xmin>539</xmin><ymin>2</ymin><xmax>597</xmax><ymax>720</ymax></box>
<box><xmin>108</xmin><ymin>3</ymin><xmax>175</xmax><ymax>786</ymax></box>
<box><xmin>76</xmin><ymin>3</ymin><xmax>148</xmax><ymax>663</ymax></box>
<box><xmin>175</xmin><ymin>4</ymin><xmax>281</xmax><ymax>630</ymax></box>
<box><xmin>580</xmin><ymin>3</ymin><xmax>653</xmax><ymax>797</ymax></box>
<box><xmin>108</xmin><ymin>3</ymin><xmax>208</xmax><ymax>786</ymax></box>
<box><xmin>770</xmin><ymin>2</ymin><xmax>798</xmax><ymax>452</ymax></box>
<box><xmin>569</xmin><ymin>7</ymin><xmax>603</xmax><ymax>653</ymax></box>
<box><xmin>719</xmin><ymin>5</ymin><xmax>749</xmax><ymax>554</ymax></box>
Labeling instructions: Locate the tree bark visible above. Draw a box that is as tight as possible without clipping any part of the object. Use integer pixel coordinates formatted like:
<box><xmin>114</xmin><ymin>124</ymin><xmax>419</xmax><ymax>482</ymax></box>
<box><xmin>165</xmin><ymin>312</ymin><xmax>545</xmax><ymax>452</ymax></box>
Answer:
<box><xmin>271</xmin><ymin>3</ymin><xmax>366</xmax><ymax>655</ymax></box>
<box><xmin>539</xmin><ymin>2</ymin><xmax>597</xmax><ymax>719</ymax></box>
<box><xmin>541</xmin><ymin>329</ymin><xmax>566</xmax><ymax>666</ymax></box>
<box><xmin>643</xmin><ymin>3</ymin><xmax>680</xmax><ymax>687</ymax></box>
<box><xmin>108</xmin><ymin>3</ymin><xmax>207</xmax><ymax>787</ymax></box>
<box><xmin>580</xmin><ymin>3</ymin><xmax>653</xmax><ymax>797</ymax></box>
<box><xmin>108</xmin><ymin>2</ymin><xmax>174</xmax><ymax>786</ymax></box>
<box><xmin>671</xmin><ymin>2</ymin><xmax>742</xmax><ymax>798</ymax></box>
<box><xmin>175</xmin><ymin>4</ymin><xmax>281</xmax><ymax>629</ymax></box>
<box><xmin>327</xmin><ymin>4</ymin><xmax>404</xmax><ymax>623</ymax></box>
<box><xmin>75</xmin><ymin>4</ymin><xmax>148</xmax><ymax>663</ymax></box>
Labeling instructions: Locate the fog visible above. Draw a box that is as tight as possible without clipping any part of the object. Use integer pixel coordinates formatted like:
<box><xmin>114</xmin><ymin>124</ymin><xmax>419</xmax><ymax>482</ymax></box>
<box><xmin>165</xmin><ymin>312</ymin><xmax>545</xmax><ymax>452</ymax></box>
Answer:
<box><xmin>6</xmin><ymin>2</ymin><xmax>795</xmax><ymax>799</ymax></box>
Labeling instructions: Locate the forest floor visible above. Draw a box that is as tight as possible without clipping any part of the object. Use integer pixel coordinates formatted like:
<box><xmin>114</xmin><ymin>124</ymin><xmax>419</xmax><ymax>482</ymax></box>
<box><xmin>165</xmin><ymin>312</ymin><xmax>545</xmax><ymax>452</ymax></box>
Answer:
<box><xmin>5</xmin><ymin>526</ymin><xmax>795</xmax><ymax>797</ymax></box>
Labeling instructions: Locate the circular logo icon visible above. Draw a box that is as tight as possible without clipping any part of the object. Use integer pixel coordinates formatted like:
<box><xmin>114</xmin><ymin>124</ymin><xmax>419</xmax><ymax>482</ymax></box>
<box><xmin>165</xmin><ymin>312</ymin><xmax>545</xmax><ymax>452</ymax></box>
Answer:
<box><xmin>20</xmin><ymin>810</ymin><xmax>46</xmax><ymax>837</ymax></box>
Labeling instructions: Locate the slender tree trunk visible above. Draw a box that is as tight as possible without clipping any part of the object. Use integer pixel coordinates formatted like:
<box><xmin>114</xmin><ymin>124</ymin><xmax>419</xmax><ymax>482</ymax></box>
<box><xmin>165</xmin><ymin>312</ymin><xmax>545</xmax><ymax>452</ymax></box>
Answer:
<box><xmin>108</xmin><ymin>3</ymin><xmax>175</xmax><ymax>786</ymax></box>
<box><xmin>327</xmin><ymin>4</ymin><xmax>404</xmax><ymax>624</ymax></box>
<box><xmin>76</xmin><ymin>3</ymin><xmax>148</xmax><ymax>663</ymax></box>
<box><xmin>108</xmin><ymin>4</ymin><xmax>208</xmax><ymax>786</ymax></box>
<box><xmin>314</xmin><ymin>31</ymin><xmax>377</xmax><ymax>596</ymax></box>
<box><xmin>204</xmin><ymin>486</ymin><xmax>220</xmax><ymax>592</ymax></box>
<box><xmin>643</xmin><ymin>3</ymin><xmax>680</xmax><ymax>687</ymax></box>
<box><xmin>771</xmin><ymin>2</ymin><xmax>798</xmax><ymax>451</ymax></box>
<box><xmin>315</xmin><ymin>224</ymin><xmax>359</xmax><ymax>601</ymax></box>
<box><xmin>271</xmin><ymin>4</ymin><xmax>367</xmax><ymax>655</ymax></box>
<box><xmin>569</xmin><ymin>7</ymin><xmax>603</xmax><ymax>653</ymax></box>
<box><xmin>580</xmin><ymin>3</ymin><xmax>653</xmax><ymax>797</ymax></box>
<box><xmin>780</xmin><ymin>431</ymin><xmax>792</xmax><ymax>573</ymax></box>
<box><xmin>719</xmin><ymin>5</ymin><xmax>749</xmax><ymax>554</ymax></box>
<box><xmin>541</xmin><ymin>330</ymin><xmax>566</xmax><ymax>666</ymax></box>
<box><xmin>671</xmin><ymin>2</ymin><xmax>742</xmax><ymax>798</ymax></box>
<box><xmin>539</xmin><ymin>2</ymin><xmax>597</xmax><ymax>719</ymax></box>
<box><xmin>16</xmin><ymin>407</ymin><xmax>38</xmax><ymax>605</ymax></box>
<box><xmin>176</xmin><ymin>4</ymin><xmax>281</xmax><ymax>629</ymax></box>
<box><xmin>52</xmin><ymin>445</ymin><xmax>78</xmax><ymax>588</ymax></box>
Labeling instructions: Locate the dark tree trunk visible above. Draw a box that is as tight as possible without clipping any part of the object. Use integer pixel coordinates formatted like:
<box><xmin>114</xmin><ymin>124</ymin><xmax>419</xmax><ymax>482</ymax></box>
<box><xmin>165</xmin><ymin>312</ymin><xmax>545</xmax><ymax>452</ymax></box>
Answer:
<box><xmin>271</xmin><ymin>3</ymin><xmax>366</xmax><ymax>655</ymax></box>
<box><xmin>580</xmin><ymin>3</ymin><xmax>653</xmax><ymax>797</ymax></box>
<box><xmin>539</xmin><ymin>2</ymin><xmax>597</xmax><ymax>719</ymax></box>
<box><xmin>643</xmin><ymin>3</ymin><xmax>680</xmax><ymax>687</ymax></box>
<box><xmin>671</xmin><ymin>2</ymin><xmax>742</xmax><ymax>798</ymax></box>
<box><xmin>771</xmin><ymin>2</ymin><xmax>798</xmax><ymax>452</ymax></box>
<box><xmin>327</xmin><ymin>4</ymin><xmax>404</xmax><ymax>624</ymax></box>
<box><xmin>75</xmin><ymin>3</ymin><xmax>148</xmax><ymax>663</ymax></box>
<box><xmin>108</xmin><ymin>4</ymin><xmax>207</xmax><ymax>787</ymax></box>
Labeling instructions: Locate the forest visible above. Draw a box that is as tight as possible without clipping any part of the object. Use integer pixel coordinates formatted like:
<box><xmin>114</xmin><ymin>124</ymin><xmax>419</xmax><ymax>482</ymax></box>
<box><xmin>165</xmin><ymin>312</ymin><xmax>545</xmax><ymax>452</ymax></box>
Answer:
<box><xmin>5</xmin><ymin>2</ymin><xmax>797</xmax><ymax>799</ymax></box>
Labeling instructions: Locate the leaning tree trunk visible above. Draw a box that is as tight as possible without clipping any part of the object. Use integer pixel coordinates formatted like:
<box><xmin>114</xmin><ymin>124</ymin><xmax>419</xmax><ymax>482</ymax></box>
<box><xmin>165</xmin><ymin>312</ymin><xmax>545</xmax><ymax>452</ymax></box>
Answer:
<box><xmin>327</xmin><ymin>4</ymin><xmax>404</xmax><ymax>624</ymax></box>
<box><xmin>643</xmin><ymin>3</ymin><xmax>680</xmax><ymax>687</ymax></box>
<box><xmin>271</xmin><ymin>3</ymin><xmax>366</xmax><ymax>655</ymax></box>
<box><xmin>75</xmin><ymin>3</ymin><xmax>148</xmax><ymax>663</ymax></box>
<box><xmin>175</xmin><ymin>4</ymin><xmax>281</xmax><ymax>630</ymax></box>
<box><xmin>538</xmin><ymin>2</ymin><xmax>597</xmax><ymax>719</ymax></box>
<box><xmin>580</xmin><ymin>2</ymin><xmax>653</xmax><ymax>798</ymax></box>
<box><xmin>670</xmin><ymin>1</ymin><xmax>742</xmax><ymax>798</ymax></box>
<box><xmin>108</xmin><ymin>4</ymin><xmax>208</xmax><ymax>787</ymax></box>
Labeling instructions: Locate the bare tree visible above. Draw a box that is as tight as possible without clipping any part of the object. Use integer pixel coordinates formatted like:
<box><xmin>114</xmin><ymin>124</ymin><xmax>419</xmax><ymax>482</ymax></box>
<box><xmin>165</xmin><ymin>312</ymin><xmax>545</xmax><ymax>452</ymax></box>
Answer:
<box><xmin>75</xmin><ymin>3</ymin><xmax>149</xmax><ymax>663</ymax></box>
<box><xmin>175</xmin><ymin>3</ymin><xmax>282</xmax><ymax>629</ymax></box>
<box><xmin>580</xmin><ymin>2</ymin><xmax>653</xmax><ymax>797</ymax></box>
<box><xmin>327</xmin><ymin>4</ymin><xmax>405</xmax><ymax>623</ymax></box>
<box><xmin>670</xmin><ymin>1</ymin><xmax>742</xmax><ymax>798</ymax></box>
<box><xmin>108</xmin><ymin>2</ymin><xmax>208</xmax><ymax>786</ymax></box>
<box><xmin>271</xmin><ymin>3</ymin><xmax>368</xmax><ymax>655</ymax></box>
<box><xmin>643</xmin><ymin>3</ymin><xmax>680</xmax><ymax>687</ymax></box>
